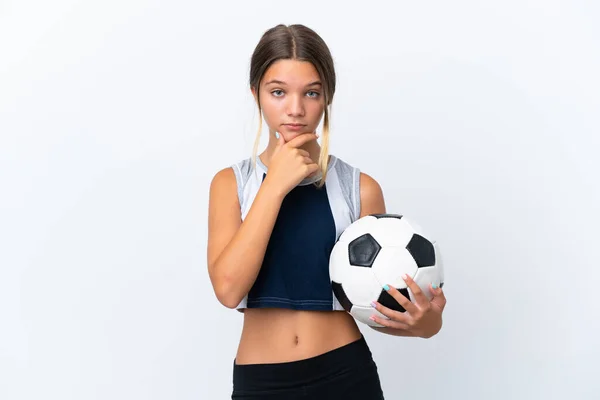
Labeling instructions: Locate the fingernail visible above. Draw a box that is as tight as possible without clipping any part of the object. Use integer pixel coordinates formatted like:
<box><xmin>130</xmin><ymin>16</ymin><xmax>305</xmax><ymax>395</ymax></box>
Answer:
<box><xmin>383</xmin><ymin>284</ymin><xmax>390</xmax><ymax>291</ymax></box>
<box><xmin>432</xmin><ymin>283</ymin><xmax>438</xmax><ymax>289</ymax></box>
<box><xmin>402</xmin><ymin>274</ymin><xmax>408</xmax><ymax>280</ymax></box>
<box><xmin>370</xmin><ymin>301</ymin><xmax>377</xmax><ymax>308</ymax></box>
<box><xmin>275</xmin><ymin>132</ymin><xmax>280</xmax><ymax>139</ymax></box>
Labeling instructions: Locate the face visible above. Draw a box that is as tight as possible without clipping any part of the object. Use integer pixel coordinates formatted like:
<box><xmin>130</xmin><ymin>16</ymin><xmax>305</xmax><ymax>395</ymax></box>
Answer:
<box><xmin>252</xmin><ymin>59</ymin><xmax>325</xmax><ymax>142</ymax></box>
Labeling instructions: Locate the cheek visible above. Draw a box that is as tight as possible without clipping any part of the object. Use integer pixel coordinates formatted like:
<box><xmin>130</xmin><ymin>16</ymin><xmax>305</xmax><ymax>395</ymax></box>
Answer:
<box><xmin>261</xmin><ymin>109</ymin><xmax>277</xmax><ymax>128</ymax></box>
<box><xmin>308</xmin><ymin>101</ymin><xmax>325</xmax><ymax>115</ymax></box>
<box><xmin>306</xmin><ymin>102</ymin><xmax>325</xmax><ymax>125</ymax></box>
<box><xmin>259</xmin><ymin>97</ymin><xmax>282</xmax><ymax>124</ymax></box>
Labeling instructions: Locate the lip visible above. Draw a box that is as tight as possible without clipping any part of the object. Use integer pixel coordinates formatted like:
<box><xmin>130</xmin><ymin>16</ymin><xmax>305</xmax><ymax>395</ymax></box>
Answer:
<box><xmin>283</xmin><ymin>124</ymin><xmax>306</xmax><ymax>131</ymax></box>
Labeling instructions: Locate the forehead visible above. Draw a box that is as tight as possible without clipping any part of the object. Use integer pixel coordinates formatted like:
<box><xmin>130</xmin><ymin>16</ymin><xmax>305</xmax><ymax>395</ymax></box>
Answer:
<box><xmin>262</xmin><ymin>59</ymin><xmax>320</xmax><ymax>86</ymax></box>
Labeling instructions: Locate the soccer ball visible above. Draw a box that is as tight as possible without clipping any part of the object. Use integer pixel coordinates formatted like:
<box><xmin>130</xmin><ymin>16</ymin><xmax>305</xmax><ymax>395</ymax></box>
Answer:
<box><xmin>329</xmin><ymin>214</ymin><xmax>444</xmax><ymax>327</ymax></box>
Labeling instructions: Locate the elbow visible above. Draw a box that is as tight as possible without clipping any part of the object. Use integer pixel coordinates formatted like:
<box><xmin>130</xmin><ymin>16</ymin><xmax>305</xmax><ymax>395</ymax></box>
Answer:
<box><xmin>208</xmin><ymin>260</ymin><xmax>246</xmax><ymax>309</ymax></box>
<box><xmin>213</xmin><ymin>279</ymin><xmax>243</xmax><ymax>310</ymax></box>
<box><xmin>218</xmin><ymin>293</ymin><xmax>241</xmax><ymax>310</ymax></box>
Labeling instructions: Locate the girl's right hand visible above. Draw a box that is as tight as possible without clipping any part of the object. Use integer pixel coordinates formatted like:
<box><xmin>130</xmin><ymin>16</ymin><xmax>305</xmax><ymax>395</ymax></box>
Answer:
<box><xmin>263</xmin><ymin>131</ymin><xmax>320</xmax><ymax>197</ymax></box>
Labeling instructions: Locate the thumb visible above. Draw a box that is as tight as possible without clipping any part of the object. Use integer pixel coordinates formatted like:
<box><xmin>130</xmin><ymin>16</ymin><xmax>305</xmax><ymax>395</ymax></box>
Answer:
<box><xmin>275</xmin><ymin>131</ymin><xmax>285</xmax><ymax>147</ymax></box>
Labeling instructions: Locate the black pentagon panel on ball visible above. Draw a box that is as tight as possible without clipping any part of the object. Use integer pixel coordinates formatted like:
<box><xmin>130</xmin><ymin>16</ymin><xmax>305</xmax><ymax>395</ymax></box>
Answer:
<box><xmin>377</xmin><ymin>287</ymin><xmax>410</xmax><ymax>313</ymax></box>
<box><xmin>348</xmin><ymin>233</ymin><xmax>381</xmax><ymax>267</ymax></box>
<box><xmin>371</xmin><ymin>213</ymin><xmax>403</xmax><ymax>219</ymax></box>
<box><xmin>406</xmin><ymin>234</ymin><xmax>436</xmax><ymax>268</ymax></box>
<box><xmin>331</xmin><ymin>281</ymin><xmax>353</xmax><ymax>312</ymax></box>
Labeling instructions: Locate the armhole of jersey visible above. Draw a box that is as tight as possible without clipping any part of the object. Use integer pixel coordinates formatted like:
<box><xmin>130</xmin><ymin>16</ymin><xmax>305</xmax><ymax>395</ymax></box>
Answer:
<box><xmin>231</xmin><ymin>163</ymin><xmax>244</xmax><ymax>209</ymax></box>
<box><xmin>331</xmin><ymin>157</ymin><xmax>362</xmax><ymax>223</ymax></box>
<box><xmin>352</xmin><ymin>167</ymin><xmax>361</xmax><ymax>221</ymax></box>
<box><xmin>231</xmin><ymin>158</ymin><xmax>252</xmax><ymax>212</ymax></box>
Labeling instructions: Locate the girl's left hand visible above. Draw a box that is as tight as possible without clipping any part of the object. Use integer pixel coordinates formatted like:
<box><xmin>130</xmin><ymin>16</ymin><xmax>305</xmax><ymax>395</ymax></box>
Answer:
<box><xmin>370</xmin><ymin>274</ymin><xmax>447</xmax><ymax>338</ymax></box>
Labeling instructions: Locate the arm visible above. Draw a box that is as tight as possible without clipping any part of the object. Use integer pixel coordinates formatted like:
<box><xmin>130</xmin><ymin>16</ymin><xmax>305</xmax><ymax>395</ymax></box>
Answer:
<box><xmin>357</xmin><ymin>172</ymin><xmax>415</xmax><ymax>337</ymax></box>
<box><xmin>207</xmin><ymin>167</ymin><xmax>284</xmax><ymax>309</ymax></box>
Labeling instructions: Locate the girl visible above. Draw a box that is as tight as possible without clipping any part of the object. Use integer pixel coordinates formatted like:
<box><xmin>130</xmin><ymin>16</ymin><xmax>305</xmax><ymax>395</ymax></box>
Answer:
<box><xmin>207</xmin><ymin>23</ymin><xmax>447</xmax><ymax>400</ymax></box>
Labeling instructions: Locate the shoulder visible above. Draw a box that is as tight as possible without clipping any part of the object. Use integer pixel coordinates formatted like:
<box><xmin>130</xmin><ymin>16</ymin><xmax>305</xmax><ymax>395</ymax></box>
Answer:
<box><xmin>359</xmin><ymin>172</ymin><xmax>382</xmax><ymax>193</ymax></box>
<box><xmin>209</xmin><ymin>166</ymin><xmax>237</xmax><ymax>199</ymax></box>
<box><xmin>210</xmin><ymin>158</ymin><xmax>255</xmax><ymax>204</ymax></box>
<box><xmin>210</xmin><ymin>166</ymin><xmax>235</xmax><ymax>186</ymax></box>
<box><xmin>359</xmin><ymin>172</ymin><xmax>386</xmax><ymax>217</ymax></box>
<box><xmin>210</xmin><ymin>158</ymin><xmax>252</xmax><ymax>188</ymax></box>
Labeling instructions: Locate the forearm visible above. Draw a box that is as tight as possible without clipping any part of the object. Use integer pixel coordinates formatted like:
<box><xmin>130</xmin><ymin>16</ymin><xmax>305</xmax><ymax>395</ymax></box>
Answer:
<box><xmin>211</xmin><ymin>184</ymin><xmax>284</xmax><ymax>308</ymax></box>
<box><xmin>370</xmin><ymin>326</ymin><xmax>415</xmax><ymax>337</ymax></box>
<box><xmin>369</xmin><ymin>316</ymin><xmax>442</xmax><ymax>338</ymax></box>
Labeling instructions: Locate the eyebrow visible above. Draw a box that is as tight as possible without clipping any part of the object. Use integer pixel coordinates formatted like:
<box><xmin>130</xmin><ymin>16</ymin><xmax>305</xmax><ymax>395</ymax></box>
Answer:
<box><xmin>264</xmin><ymin>79</ymin><xmax>322</xmax><ymax>87</ymax></box>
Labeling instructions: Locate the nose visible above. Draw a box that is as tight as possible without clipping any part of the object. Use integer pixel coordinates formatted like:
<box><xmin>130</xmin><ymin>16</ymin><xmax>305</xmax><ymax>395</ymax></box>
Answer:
<box><xmin>286</xmin><ymin>94</ymin><xmax>305</xmax><ymax>117</ymax></box>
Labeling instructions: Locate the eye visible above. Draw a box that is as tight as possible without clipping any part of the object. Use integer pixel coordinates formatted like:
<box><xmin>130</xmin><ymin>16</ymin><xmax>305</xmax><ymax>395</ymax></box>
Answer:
<box><xmin>271</xmin><ymin>90</ymin><xmax>284</xmax><ymax>97</ymax></box>
<box><xmin>307</xmin><ymin>91</ymin><xmax>320</xmax><ymax>98</ymax></box>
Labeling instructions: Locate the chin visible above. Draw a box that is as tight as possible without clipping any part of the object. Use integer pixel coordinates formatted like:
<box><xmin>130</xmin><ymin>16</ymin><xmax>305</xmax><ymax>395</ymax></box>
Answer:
<box><xmin>280</xmin><ymin>127</ymin><xmax>311</xmax><ymax>141</ymax></box>
<box><xmin>281</xmin><ymin>132</ymin><xmax>301</xmax><ymax>141</ymax></box>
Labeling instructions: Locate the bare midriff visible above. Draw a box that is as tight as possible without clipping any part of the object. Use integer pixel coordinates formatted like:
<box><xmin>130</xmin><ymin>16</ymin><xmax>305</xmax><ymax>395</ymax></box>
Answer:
<box><xmin>234</xmin><ymin>308</ymin><xmax>362</xmax><ymax>365</ymax></box>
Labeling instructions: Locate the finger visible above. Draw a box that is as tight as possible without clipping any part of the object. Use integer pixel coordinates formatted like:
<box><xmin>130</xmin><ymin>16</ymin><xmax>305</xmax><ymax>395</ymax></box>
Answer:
<box><xmin>371</xmin><ymin>300</ymin><xmax>410</xmax><ymax>325</ymax></box>
<box><xmin>275</xmin><ymin>131</ymin><xmax>286</xmax><ymax>147</ymax></box>
<box><xmin>285</xmin><ymin>132</ymin><xmax>318</xmax><ymax>148</ymax></box>
<box><xmin>302</xmin><ymin>156</ymin><xmax>314</xmax><ymax>164</ymax></box>
<box><xmin>384</xmin><ymin>284</ymin><xmax>419</xmax><ymax>315</ymax></box>
<box><xmin>428</xmin><ymin>284</ymin><xmax>437</xmax><ymax>298</ymax></box>
<box><xmin>306</xmin><ymin>163</ymin><xmax>319</xmax><ymax>176</ymax></box>
<box><xmin>427</xmin><ymin>282</ymin><xmax>442</xmax><ymax>297</ymax></box>
<box><xmin>296</xmin><ymin>149</ymin><xmax>310</xmax><ymax>157</ymax></box>
<box><xmin>402</xmin><ymin>274</ymin><xmax>429</xmax><ymax>306</ymax></box>
<box><xmin>369</xmin><ymin>314</ymin><xmax>411</xmax><ymax>331</ymax></box>
<box><xmin>430</xmin><ymin>285</ymin><xmax>447</xmax><ymax>311</ymax></box>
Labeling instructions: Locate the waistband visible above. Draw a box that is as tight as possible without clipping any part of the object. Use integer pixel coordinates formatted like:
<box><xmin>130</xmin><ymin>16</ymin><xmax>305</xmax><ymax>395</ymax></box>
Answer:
<box><xmin>232</xmin><ymin>335</ymin><xmax>375</xmax><ymax>392</ymax></box>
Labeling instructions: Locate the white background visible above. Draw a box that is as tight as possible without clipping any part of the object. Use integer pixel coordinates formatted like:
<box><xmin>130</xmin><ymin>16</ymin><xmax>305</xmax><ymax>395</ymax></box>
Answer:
<box><xmin>1</xmin><ymin>1</ymin><xmax>599</xmax><ymax>399</ymax></box>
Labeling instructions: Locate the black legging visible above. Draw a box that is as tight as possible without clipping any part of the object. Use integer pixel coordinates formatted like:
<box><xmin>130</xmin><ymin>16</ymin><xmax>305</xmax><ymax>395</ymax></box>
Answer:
<box><xmin>231</xmin><ymin>335</ymin><xmax>385</xmax><ymax>399</ymax></box>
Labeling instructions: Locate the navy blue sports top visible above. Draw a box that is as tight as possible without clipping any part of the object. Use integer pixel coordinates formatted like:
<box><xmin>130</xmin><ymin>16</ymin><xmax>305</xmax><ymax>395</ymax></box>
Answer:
<box><xmin>231</xmin><ymin>154</ymin><xmax>361</xmax><ymax>312</ymax></box>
